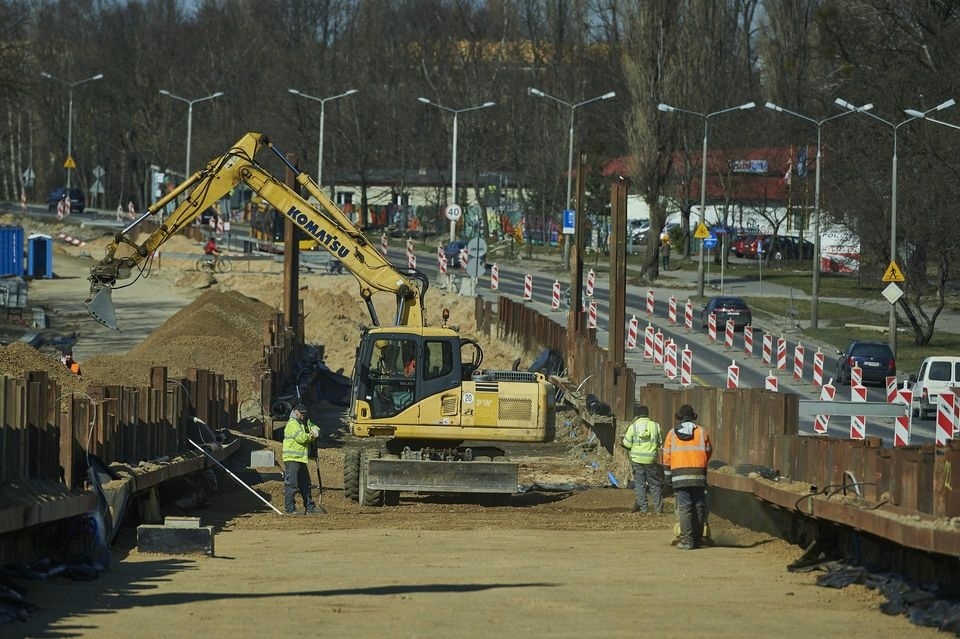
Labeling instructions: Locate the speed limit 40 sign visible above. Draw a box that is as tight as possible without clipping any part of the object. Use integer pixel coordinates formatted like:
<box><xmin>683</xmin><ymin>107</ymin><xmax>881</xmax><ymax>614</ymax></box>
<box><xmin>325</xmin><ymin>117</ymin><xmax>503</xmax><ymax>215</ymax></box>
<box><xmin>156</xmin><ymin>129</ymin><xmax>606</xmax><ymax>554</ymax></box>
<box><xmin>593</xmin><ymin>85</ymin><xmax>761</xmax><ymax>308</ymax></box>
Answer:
<box><xmin>444</xmin><ymin>204</ymin><xmax>462</xmax><ymax>221</ymax></box>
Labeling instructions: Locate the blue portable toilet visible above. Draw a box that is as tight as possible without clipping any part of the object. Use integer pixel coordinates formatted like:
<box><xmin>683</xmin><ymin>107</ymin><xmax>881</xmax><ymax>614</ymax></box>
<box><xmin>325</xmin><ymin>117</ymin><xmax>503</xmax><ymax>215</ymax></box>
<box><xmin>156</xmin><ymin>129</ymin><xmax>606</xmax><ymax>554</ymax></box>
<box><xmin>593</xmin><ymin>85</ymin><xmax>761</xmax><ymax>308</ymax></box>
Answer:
<box><xmin>27</xmin><ymin>234</ymin><xmax>53</xmax><ymax>279</ymax></box>
<box><xmin>0</xmin><ymin>226</ymin><xmax>25</xmax><ymax>277</ymax></box>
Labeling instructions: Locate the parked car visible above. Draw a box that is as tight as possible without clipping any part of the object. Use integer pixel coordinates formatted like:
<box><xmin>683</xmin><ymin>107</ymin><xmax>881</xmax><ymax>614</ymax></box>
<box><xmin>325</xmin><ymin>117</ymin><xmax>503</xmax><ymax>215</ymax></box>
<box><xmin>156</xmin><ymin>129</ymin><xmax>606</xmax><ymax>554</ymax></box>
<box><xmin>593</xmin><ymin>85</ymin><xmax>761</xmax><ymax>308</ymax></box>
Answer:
<box><xmin>701</xmin><ymin>296</ymin><xmax>752</xmax><ymax>330</ymax></box>
<box><xmin>46</xmin><ymin>187</ymin><xmax>85</xmax><ymax>214</ymax></box>
<box><xmin>760</xmin><ymin>235</ymin><xmax>814</xmax><ymax>260</ymax></box>
<box><xmin>730</xmin><ymin>233</ymin><xmax>759</xmax><ymax>257</ymax></box>
<box><xmin>909</xmin><ymin>356</ymin><xmax>960</xmax><ymax>419</ymax></box>
<box><xmin>835</xmin><ymin>340</ymin><xmax>896</xmax><ymax>385</ymax></box>
<box><xmin>633</xmin><ymin>221</ymin><xmax>679</xmax><ymax>245</ymax></box>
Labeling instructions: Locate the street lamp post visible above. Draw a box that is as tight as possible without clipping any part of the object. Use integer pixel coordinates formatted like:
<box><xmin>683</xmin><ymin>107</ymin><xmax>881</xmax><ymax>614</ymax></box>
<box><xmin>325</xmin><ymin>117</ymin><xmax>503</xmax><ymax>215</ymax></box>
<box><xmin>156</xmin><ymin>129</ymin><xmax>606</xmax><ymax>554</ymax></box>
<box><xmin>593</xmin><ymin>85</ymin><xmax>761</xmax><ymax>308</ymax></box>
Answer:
<box><xmin>764</xmin><ymin>101</ymin><xmax>873</xmax><ymax>329</ymax></box>
<box><xmin>528</xmin><ymin>88</ymin><xmax>616</xmax><ymax>268</ymax></box>
<box><xmin>658</xmin><ymin>101</ymin><xmax>756</xmax><ymax>297</ymax></box>
<box><xmin>40</xmin><ymin>72</ymin><xmax>104</xmax><ymax>189</ymax></box>
<box><xmin>836</xmin><ymin>97</ymin><xmax>955</xmax><ymax>356</ymax></box>
<box><xmin>159</xmin><ymin>90</ymin><xmax>225</xmax><ymax>180</ymax></box>
<box><xmin>288</xmin><ymin>88</ymin><xmax>359</xmax><ymax>190</ymax></box>
<box><xmin>417</xmin><ymin>97</ymin><xmax>496</xmax><ymax>243</ymax></box>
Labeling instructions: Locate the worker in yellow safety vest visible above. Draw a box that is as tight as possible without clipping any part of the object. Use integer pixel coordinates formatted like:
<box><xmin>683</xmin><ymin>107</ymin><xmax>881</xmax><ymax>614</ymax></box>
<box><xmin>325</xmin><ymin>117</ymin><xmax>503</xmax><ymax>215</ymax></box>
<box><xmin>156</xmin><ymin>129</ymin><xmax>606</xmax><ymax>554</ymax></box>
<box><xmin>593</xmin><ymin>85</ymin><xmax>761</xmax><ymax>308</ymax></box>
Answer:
<box><xmin>621</xmin><ymin>404</ymin><xmax>663</xmax><ymax>514</ymax></box>
<box><xmin>282</xmin><ymin>403</ymin><xmax>321</xmax><ymax>515</ymax></box>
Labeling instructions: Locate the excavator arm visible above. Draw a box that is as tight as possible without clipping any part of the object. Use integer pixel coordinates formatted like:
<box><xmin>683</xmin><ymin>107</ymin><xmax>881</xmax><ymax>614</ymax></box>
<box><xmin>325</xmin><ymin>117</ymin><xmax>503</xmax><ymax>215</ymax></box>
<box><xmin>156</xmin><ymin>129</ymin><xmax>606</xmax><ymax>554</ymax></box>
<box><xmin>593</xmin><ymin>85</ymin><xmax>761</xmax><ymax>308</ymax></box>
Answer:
<box><xmin>86</xmin><ymin>132</ymin><xmax>425</xmax><ymax>330</ymax></box>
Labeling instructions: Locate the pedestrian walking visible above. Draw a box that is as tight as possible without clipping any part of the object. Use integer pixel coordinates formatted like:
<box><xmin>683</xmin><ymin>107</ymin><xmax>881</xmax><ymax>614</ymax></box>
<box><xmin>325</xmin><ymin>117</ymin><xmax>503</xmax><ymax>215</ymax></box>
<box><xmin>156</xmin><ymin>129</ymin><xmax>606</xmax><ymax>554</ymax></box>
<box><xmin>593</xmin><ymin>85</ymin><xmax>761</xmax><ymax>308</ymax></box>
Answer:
<box><xmin>282</xmin><ymin>403</ymin><xmax>323</xmax><ymax>515</ymax></box>
<box><xmin>661</xmin><ymin>237</ymin><xmax>671</xmax><ymax>270</ymax></box>
<box><xmin>662</xmin><ymin>404</ymin><xmax>712</xmax><ymax>550</ymax></box>
<box><xmin>621</xmin><ymin>404</ymin><xmax>663</xmax><ymax>513</ymax></box>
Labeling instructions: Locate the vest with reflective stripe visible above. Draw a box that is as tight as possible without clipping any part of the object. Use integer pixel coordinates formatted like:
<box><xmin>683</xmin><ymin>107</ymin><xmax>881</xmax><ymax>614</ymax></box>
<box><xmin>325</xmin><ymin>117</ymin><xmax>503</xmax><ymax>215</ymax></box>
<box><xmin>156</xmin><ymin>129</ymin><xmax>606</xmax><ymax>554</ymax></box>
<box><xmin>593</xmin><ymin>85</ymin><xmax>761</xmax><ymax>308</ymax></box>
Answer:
<box><xmin>662</xmin><ymin>425</ymin><xmax>712</xmax><ymax>488</ymax></box>
<box><xmin>622</xmin><ymin>417</ymin><xmax>661</xmax><ymax>464</ymax></box>
<box><xmin>282</xmin><ymin>417</ymin><xmax>311</xmax><ymax>463</ymax></box>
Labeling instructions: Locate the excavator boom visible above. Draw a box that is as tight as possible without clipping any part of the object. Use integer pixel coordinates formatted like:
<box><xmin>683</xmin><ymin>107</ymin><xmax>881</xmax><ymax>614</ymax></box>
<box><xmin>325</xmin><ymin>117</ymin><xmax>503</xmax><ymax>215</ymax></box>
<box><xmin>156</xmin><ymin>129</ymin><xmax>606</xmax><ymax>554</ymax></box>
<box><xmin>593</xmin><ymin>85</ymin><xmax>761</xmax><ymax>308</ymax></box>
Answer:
<box><xmin>86</xmin><ymin>133</ymin><xmax>424</xmax><ymax>330</ymax></box>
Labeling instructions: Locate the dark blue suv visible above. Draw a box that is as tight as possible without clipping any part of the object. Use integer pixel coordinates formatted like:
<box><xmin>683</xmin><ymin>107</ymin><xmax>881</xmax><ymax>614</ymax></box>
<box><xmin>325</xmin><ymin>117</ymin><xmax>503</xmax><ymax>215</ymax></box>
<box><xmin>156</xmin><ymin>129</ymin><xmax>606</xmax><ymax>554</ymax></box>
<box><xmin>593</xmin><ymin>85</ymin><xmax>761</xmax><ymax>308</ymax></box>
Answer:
<box><xmin>46</xmin><ymin>187</ymin><xmax>86</xmax><ymax>214</ymax></box>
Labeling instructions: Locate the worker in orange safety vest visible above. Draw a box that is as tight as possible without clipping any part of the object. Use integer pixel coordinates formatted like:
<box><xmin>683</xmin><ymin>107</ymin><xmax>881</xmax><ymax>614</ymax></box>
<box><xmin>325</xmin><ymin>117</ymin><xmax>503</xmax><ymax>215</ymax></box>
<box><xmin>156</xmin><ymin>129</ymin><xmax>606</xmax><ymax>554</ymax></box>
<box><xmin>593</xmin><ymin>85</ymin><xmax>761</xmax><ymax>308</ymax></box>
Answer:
<box><xmin>662</xmin><ymin>403</ymin><xmax>712</xmax><ymax>550</ymax></box>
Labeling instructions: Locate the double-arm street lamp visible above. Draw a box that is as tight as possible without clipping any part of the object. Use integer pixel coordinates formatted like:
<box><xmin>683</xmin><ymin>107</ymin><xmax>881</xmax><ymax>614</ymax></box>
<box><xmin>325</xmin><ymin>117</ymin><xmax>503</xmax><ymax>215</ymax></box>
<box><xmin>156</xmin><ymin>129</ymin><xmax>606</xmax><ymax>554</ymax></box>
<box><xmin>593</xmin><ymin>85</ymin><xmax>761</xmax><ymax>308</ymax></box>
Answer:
<box><xmin>764</xmin><ymin>101</ymin><xmax>873</xmax><ymax>329</ymax></box>
<box><xmin>417</xmin><ymin>97</ymin><xmax>496</xmax><ymax>243</ymax></box>
<box><xmin>288</xmin><ymin>88</ymin><xmax>359</xmax><ymax>190</ymax></box>
<box><xmin>40</xmin><ymin>71</ymin><xmax>104</xmax><ymax>189</ymax></box>
<box><xmin>835</xmin><ymin>97</ymin><xmax>955</xmax><ymax>356</ymax></box>
<box><xmin>528</xmin><ymin>88</ymin><xmax>616</xmax><ymax>268</ymax></box>
<box><xmin>159</xmin><ymin>90</ymin><xmax>225</xmax><ymax>180</ymax></box>
<box><xmin>658</xmin><ymin>101</ymin><xmax>756</xmax><ymax>297</ymax></box>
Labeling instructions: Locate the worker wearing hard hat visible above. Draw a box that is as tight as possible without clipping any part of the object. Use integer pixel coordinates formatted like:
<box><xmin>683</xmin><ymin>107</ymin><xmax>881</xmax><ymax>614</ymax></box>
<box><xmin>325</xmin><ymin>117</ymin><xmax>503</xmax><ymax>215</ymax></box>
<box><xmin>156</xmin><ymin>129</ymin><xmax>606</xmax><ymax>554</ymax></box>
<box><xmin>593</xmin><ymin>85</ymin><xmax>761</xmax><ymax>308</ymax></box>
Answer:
<box><xmin>662</xmin><ymin>404</ymin><xmax>712</xmax><ymax>549</ymax></box>
<box><xmin>282</xmin><ymin>403</ymin><xmax>321</xmax><ymax>515</ymax></box>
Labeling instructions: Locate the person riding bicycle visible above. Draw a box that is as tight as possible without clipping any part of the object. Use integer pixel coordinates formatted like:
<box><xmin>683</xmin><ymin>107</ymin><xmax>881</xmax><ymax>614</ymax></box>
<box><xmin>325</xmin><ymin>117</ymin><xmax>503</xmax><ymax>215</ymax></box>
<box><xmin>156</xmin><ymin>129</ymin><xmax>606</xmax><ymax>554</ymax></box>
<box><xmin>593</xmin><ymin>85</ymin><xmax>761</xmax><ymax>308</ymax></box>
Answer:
<box><xmin>204</xmin><ymin>236</ymin><xmax>221</xmax><ymax>269</ymax></box>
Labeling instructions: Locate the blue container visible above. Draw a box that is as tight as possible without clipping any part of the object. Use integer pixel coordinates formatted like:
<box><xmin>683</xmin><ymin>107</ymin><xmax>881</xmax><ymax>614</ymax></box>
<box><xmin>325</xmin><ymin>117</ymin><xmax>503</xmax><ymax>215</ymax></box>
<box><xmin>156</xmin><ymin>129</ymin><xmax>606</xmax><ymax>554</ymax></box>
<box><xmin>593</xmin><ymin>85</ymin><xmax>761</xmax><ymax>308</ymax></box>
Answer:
<box><xmin>0</xmin><ymin>226</ymin><xmax>24</xmax><ymax>277</ymax></box>
<box><xmin>27</xmin><ymin>234</ymin><xmax>54</xmax><ymax>279</ymax></box>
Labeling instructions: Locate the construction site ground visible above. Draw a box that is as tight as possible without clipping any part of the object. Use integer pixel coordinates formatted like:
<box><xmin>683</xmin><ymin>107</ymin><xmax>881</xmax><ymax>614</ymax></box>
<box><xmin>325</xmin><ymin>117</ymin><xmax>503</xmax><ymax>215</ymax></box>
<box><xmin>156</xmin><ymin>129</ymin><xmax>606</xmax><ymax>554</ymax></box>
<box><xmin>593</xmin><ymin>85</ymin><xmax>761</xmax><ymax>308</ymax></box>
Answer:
<box><xmin>0</xmin><ymin>214</ymin><xmax>939</xmax><ymax>638</ymax></box>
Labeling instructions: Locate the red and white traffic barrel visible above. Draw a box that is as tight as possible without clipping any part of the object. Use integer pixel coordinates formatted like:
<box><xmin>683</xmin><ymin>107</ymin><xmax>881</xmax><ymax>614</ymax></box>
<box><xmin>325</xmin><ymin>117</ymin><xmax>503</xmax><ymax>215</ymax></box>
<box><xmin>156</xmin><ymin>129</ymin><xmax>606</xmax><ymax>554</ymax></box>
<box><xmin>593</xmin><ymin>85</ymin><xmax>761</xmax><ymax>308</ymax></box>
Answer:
<box><xmin>814</xmin><ymin>381</ymin><xmax>837</xmax><ymax>435</ymax></box>
<box><xmin>812</xmin><ymin>349</ymin><xmax>824</xmax><ymax>388</ymax></box>
<box><xmin>523</xmin><ymin>274</ymin><xmax>533</xmax><ymax>301</ymax></box>
<box><xmin>588</xmin><ymin>300</ymin><xmax>598</xmax><ymax>328</ymax></box>
<box><xmin>743</xmin><ymin>325</ymin><xmax>753</xmax><ymax>357</ymax></box>
<box><xmin>726</xmin><ymin>360</ymin><xmax>739</xmax><ymax>389</ymax></box>
<box><xmin>586</xmin><ymin>269</ymin><xmax>595</xmax><ymax>297</ymax></box>
<box><xmin>490</xmin><ymin>263</ymin><xmax>499</xmax><ymax>291</ymax></box>
<box><xmin>668</xmin><ymin>296</ymin><xmax>677</xmax><ymax>326</ymax></box>
<box><xmin>793</xmin><ymin>342</ymin><xmax>805</xmax><ymax>384</ymax></box>
<box><xmin>850</xmin><ymin>384</ymin><xmax>867</xmax><ymax>440</ymax></box>
<box><xmin>684</xmin><ymin>300</ymin><xmax>694</xmax><ymax>331</ymax></box>
<box><xmin>765</xmin><ymin>371</ymin><xmax>778</xmax><ymax>392</ymax></box>
<box><xmin>680</xmin><ymin>345</ymin><xmax>693</xmax><ymax>386</ymax></box>
<box><xmin>895</xmin><ymin>389</ymin><xmax>912</xmax><ymax>447</ymax></box>
<box><xmin>551</xmin><ymin>281</ymin><xmax>561</xmax><ymax>311</ymax></box>
<box><xmin>626</xmin><ymin>315</ymin><xmax>639</xmax><ymax>350</ymax></box>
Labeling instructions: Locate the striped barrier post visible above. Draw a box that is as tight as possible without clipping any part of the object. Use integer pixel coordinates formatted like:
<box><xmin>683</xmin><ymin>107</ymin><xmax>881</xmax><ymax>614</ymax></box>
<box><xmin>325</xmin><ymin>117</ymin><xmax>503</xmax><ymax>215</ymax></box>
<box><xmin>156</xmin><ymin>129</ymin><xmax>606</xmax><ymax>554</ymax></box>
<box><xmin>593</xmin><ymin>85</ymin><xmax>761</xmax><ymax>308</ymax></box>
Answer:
<box><xmin>626</xmin><ymin>315</ymin><xmax>639</xmax><ymax>350</ymax></box>
<box><xmin>684</xmin><ymin>300</ymin><xmax>694</xmax><ymax>331</ymax></box>
<box><xmin>380</xmin><ymin>233</ymin><xmax>388</xmax><ymax>256</ymax></box>
<box><xmin>551</xmin><ymin>281</ymin><xmax>561</xmax><ymax>311</ymax></box>
<box><xmin>743</xmin><ymin>325</ymin><xmax>753</xmax><ymax>357</ymax></box>
<box><xmin>490</xmin><ymin>263</ymin><xmax>499</xmax><ymax>291</ymax></box>
<box><xmin>437</xmin><ymin>244</ymin><xmax>447</xmax><ymax>287</ymax></box>
<box><xmin>885</xmin><ymin>376</ymin><xmax>898</xmax><ymax>404</ymax></box>
<box><xmin>523</xmin><ymin>274</ymin><xmax>533</xmax><ymax>301</ymax></box>
<box><xmin>850</xmin><ymin>384</ymin><xmax>867</xmax><ymax>440</ymax></box>
<box><xmin>664</xmin><ymin>340</ymin><xmax>677</xmax><ymax>379</ymax></box>
<box><xmin>762</xmin><ymin>333</ymin><xmax>773</xmax><ymax>366</ymax></box>
<box><xmin>776</xmin><ymin>336</ymin><xmax>787</xmax><ymax>372</ymax></box>
<box><xmin>707</xmin><ymin>313</ymin><xmax>717</xmax><ymax>343</ymax></box>
<box><xmin>851</xmin><ymin>365</ymin><xmax>862</xmax><ymax>388</ymax></box>
<box><xmin>680</xmin><ymin>345</ymin><xmax>692</xmax><ymax>386</ymax></box>
<box><xmin>408</xmin><ymin>254</ymin><xmax>416</xmax><ymax>270</ymax></box>
<box><xmin>586</xmin><ymin>269</ymin><xmax>595</xmax><ymax>297</ymax></box>
<box><xmin>937</xmin><ymin>392</ymin><xmax>955</xmax><ymax>446</ymax></box>
<box><xmin>406</xmin><ymin>238</ymin><xmax>415</xmax><ymax>269</ymax></box>
<box><xmin>814</xmin><ymin>380</ymin><xmax>836</xmax><ymax>435</ymax></box>
<box><xmin>588</xmin><ymin>300</ymin><xmax>598</xmax><ymax>329</ymax></box>
<box><xmin>812</xmin><ymin>349</ymin><xmax>824</xmax><ymax>388</ymax></box>
<box><xmin>793</xmin><ymin>342</ymin><xmax>805</xmax><ymax>384</ymax></box>
<box><xmin>653</xmin><ymin>330</ymin><xmax>664</xmax><ymax>366</ymax></box>
<box><xmin>646</xmin><ymin>289</ymin><xmax>655</xmax><ymax>316</ymax></box>
<box><xmin>765</xmin><ymin>371</ymin><xmax>778</xmax><ymax>392</ymax></box>
<box><xmin>895</xmin><ymin>389</ymin><xmax>912</xmax><ymax>447</ymax></box>
<box><xmin>458</xmin><ymin>248</ymin><xmax>468</xmax><ymax>271</ymax></box>
<box><xmin>724</xmin><ymin>319</ymin><xmax>735</xmax><ymax>349</ymax></box>
<box><xmin>726</xmin><ymin>360</ymin><xmax>739</xmax><ymax>389</ymax></box>
<box><xmin>668</xmin><ymin>296</ymin><xmax>677</xmax><ymax>326</ymax></box>
<box><xmin>643</xmin><ymin>324</ymin><xmax>655</xmax><ymax>360</ymax></box>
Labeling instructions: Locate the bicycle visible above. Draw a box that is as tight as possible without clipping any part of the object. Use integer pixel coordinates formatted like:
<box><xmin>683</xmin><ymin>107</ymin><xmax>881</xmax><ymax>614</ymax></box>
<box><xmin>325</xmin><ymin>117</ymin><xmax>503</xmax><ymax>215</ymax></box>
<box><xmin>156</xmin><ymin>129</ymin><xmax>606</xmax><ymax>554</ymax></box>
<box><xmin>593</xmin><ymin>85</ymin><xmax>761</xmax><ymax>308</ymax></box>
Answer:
<box><xmin>196</xmin><ymin>254</ymin><xmax>233</xmax><ymax>273</ymax></box>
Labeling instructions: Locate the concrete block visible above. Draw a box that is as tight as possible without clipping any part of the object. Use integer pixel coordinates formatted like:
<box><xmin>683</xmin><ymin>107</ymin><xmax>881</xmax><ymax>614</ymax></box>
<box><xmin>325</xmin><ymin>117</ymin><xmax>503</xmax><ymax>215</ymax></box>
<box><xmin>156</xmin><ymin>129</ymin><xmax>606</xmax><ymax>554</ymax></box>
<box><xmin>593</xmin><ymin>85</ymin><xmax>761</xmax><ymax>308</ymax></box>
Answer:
<box><xmin>251</xmin><ymin>450</ymin><xmax>275</xmax><ymax>468</ymax></box>
<box><xmin>137</xmin><ymin>524</ymin><xmax>214</xmax><ymax>556</ymax></box>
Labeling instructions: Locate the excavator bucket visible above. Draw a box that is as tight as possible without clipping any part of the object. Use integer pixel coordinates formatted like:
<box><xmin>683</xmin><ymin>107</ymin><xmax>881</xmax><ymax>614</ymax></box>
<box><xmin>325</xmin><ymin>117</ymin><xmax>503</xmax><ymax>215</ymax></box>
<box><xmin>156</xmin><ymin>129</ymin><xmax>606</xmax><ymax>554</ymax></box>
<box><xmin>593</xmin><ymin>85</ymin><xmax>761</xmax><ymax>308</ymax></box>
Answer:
<box><xmin>85</xmin><ymin>287</ymin><xmax>119</xmax><ymax>331</ymax></box>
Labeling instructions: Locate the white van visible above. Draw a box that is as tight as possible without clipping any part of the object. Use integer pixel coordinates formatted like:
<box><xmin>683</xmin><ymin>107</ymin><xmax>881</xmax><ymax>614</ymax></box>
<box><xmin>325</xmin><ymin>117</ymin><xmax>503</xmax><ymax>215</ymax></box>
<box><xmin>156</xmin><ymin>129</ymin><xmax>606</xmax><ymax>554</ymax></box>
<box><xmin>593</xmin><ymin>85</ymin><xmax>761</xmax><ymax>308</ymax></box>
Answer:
<box><xmin>910</xmin><ymin>356</ymin><xmax>960</xmax><ymax>419</ymax></box>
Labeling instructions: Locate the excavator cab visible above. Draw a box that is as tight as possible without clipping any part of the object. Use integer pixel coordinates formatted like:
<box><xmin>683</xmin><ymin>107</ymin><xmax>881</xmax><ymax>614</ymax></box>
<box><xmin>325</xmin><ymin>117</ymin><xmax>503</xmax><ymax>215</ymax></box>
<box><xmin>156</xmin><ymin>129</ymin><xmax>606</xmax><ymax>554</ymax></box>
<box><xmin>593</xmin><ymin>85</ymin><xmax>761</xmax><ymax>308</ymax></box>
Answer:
<box><xmin>354</xmin><ymin>328</ymin><xmax>465</xmax><ymax>422</ymax></box>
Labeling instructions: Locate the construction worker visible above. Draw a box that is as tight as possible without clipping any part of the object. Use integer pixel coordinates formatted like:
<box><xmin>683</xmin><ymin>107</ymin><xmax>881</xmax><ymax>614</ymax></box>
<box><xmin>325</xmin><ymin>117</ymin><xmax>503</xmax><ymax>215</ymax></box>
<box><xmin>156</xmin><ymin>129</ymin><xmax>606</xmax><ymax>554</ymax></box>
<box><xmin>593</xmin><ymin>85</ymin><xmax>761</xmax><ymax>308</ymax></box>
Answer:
<box><xmin>662</xmin><ymin>404</ymin><xmax>712</xmax><ymax>550</ymax></box>
<box><xmin>282</xmin><ymin>403</ymin><xmax>322</xmax><ymax>515</ymax></box>
<box><xmin>621</xmin><ymin>404</ymin><xmax>662</xmax><ymax>514</ymax></box>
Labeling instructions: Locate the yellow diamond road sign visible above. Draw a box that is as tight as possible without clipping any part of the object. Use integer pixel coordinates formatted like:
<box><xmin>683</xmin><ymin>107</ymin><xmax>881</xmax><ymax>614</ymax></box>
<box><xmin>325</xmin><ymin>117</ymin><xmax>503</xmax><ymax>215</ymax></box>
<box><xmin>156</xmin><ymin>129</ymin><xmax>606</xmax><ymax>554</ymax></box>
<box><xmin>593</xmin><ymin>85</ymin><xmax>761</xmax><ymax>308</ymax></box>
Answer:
<box><xmin>882</xmin><ymin>260</ymin><xmax>905</xmax><ymax>283</ymax></box>
<box><xmin>693</xmin><ymin>223</ymin><xmax>710</xmax><ymax>239</ymax></box>
<box><xmin>64</xmin><ymin>156</ymin><xmax>76</xmax><ymax>169</ymax></box>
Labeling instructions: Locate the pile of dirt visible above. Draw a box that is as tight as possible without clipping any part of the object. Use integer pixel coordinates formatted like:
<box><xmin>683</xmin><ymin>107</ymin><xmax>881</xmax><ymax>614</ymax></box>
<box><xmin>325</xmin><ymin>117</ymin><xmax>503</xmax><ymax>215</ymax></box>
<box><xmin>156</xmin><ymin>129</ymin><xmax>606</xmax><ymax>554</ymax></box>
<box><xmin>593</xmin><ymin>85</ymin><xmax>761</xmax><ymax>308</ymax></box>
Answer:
<box><xmin>0</xmin><ymin>341</ymin><xmax>86</xmax><ymax>396</ymax></box>
<box><xmin>81</xmin><ymin>290</ymin><xmax>276</xmax><ymax>398</ymax></box>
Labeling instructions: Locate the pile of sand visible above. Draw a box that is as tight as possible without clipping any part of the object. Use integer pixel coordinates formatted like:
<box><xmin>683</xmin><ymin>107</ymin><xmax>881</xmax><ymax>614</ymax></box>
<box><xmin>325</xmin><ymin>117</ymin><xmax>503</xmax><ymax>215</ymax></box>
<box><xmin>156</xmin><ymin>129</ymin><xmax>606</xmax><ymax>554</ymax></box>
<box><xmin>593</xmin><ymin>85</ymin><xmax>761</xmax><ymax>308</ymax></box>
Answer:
<box><xmin>81</xmin><ymin>290</ymin><xmax>277</xmax><ymax>398</ymax></box>
<box><xmin>0</xmin><ymin>341</ymin><xmax>86</xmax><ymax>395</ymax></box>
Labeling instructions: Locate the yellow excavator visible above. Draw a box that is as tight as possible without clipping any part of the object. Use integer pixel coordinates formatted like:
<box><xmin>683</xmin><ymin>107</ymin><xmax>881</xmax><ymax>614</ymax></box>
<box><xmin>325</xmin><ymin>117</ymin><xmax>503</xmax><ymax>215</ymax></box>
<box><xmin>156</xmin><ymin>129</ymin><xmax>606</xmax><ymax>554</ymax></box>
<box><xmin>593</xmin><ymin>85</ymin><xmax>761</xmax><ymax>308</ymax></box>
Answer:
<box><xmin>85</xmin><ymin>132</ymin><xmax>555</xmax><ymax>505</ymax></box>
